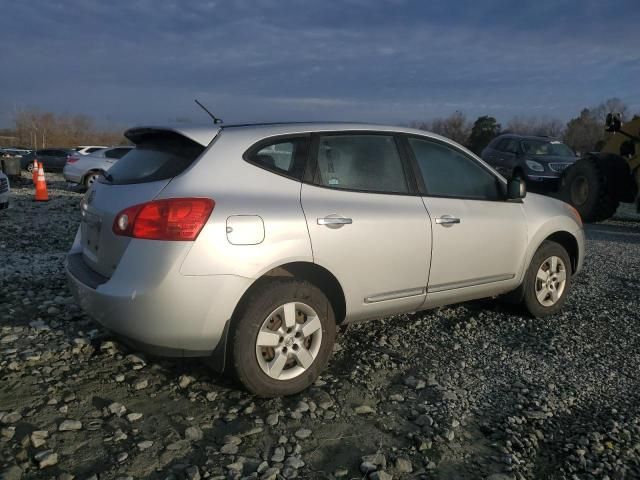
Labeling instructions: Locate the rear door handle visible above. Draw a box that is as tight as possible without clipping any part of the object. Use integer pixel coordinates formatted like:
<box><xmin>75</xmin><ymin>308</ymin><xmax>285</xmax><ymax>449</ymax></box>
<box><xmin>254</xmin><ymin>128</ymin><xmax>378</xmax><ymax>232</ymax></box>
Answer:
<box><xmin>435</xmin><ymin>215</ymin><xmax>460</xmax><ymax>226</ymax></box>
<box><xmin>317</xmin><ymin>216</ymin><xmax>352</xmax><ymax>228</ymax></box>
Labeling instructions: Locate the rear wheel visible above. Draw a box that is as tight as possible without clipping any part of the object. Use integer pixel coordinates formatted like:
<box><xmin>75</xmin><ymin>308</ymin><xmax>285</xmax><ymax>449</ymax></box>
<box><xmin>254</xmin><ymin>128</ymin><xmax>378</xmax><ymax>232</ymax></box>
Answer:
<box><xmin>521</xmin><ymin>241</ymin><xmax>572</xmax><ymax>317</ymax></box>
<box><xmin>560</xmin><ymin>156</ymin><xmax>618</xmax><ymax>222</ymax></box>
<box><xmin>83</xmin><ymin>171</ymin><xmax>101</xmax><ymax>189</ymax></box>
<box><xmin>228</xmin><ymin>279</ymin><xmax>336</xmax><ymax>397</ymax></box>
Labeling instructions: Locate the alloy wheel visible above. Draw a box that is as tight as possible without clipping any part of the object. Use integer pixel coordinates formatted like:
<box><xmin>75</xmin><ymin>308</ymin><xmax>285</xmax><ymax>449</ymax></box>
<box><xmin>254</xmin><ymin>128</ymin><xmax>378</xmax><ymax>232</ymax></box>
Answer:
<box><xmin>255</xmin><ymin>302</ymin><xmax>323</xmax><ymax>381</ymax></box>
<box><xmin>535</xmin><ymin>256</ymin><xmax>567</xmax><ymax>307</ymax></box>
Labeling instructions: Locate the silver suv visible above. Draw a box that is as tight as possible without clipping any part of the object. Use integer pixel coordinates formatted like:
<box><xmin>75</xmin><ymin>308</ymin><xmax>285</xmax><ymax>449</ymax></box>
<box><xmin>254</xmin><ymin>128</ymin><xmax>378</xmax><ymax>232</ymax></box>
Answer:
<box><xmin>66</xmin><ymin>123</ymin><xmax>584</xmax><ymax>396</ymax></box>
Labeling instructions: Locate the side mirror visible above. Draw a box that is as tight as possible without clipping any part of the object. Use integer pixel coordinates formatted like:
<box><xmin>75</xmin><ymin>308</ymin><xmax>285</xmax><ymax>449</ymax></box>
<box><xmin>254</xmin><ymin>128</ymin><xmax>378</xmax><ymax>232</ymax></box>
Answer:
<box><xmin>507</xmin><ymin>176</ymin><xmax>526</xmax><ymax>200</ymax></box>
<box><xmin>605</xmin><ymin>112</ymin><xmax>622</xmax><ymax>132</ymax></box>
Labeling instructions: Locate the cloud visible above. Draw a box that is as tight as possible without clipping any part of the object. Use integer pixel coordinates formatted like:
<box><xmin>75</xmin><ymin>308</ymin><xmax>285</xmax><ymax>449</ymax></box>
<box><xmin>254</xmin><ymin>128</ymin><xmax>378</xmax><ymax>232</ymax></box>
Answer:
<box><xmin>0</xmin><ymin>0</ymin><xmax>638</xmax><ymax>127</ymax></box>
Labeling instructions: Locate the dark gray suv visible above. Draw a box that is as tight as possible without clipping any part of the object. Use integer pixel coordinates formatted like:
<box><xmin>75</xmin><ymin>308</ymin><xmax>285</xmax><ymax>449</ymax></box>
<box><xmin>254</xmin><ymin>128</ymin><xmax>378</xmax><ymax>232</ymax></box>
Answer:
<box><xmin>481</xmin><ymin>134</ymin><xmax>577</xmax><ymax>186</ymax></box>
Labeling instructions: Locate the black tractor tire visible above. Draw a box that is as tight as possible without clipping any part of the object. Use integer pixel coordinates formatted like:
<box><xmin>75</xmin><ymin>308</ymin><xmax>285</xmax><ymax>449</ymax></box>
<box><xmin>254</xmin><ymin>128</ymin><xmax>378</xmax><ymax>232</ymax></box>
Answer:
<box><xmin>560</xmin><ymin>156</ymin><xmax>619</xmax><ymax>222</ymax></box>
<box><xmin>228</xmin><ymin>279</ymin><xmax>336</xmax><ymax>397</ymax></box>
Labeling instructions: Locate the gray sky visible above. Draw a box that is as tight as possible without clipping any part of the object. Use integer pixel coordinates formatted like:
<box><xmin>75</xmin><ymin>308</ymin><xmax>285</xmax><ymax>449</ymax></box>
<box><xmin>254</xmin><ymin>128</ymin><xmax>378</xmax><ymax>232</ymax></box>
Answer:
<box><xmin>1</xmin><ymin>0</ymin><xmax>639</xmax><ymax>128</ymax></box>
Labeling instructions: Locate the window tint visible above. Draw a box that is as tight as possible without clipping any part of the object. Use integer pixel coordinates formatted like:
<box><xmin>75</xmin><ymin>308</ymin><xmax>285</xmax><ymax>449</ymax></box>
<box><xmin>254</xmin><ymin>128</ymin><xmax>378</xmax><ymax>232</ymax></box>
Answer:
<box><xmin>502</xmin><ymin>139</ymin><xmax>519</xmax><ymax>153</ymax></box>
<box><xmin>246</xmin><ymin>137</ymin><xmax>307</xmax><ymax>179</ymax></box>
<box><xmin>105</xmin><ymin>148</ymin><xmax>131</xmax><ymax>159</ymax></box>
<box><xmin>494</xmin><ymin>139</ymin><xmax>508</xmax><ymax>152</ymax></box>
<box><xmin>87</xmin><ymin>147</ymin><xmax>103</xmax><ymax>153</ymax></box>
<box><xmin>104</xmin><ymin>133</ymin><xmax>204</xmax><ymax>185</ymax></box>
<box><xmin>408</xmin><ymin>138</ymin><xmax>502</xmax><ymax>200</ymax></box>
<box><xmin>315</xmin><ymin>135</ymin><xmax>408</xmax><ymax>194</ymax></box>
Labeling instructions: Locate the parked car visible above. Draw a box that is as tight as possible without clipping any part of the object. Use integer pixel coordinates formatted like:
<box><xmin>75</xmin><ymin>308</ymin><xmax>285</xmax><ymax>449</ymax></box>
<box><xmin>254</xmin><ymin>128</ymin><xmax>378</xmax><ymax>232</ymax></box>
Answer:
<box><xmin>0</xmin><ymin>171</ymin><xmax>10</xmax><ymax>209</ymax></box>
<box><xmin>74</xmin><ymin>145</ymin><xmax>108</xmax><ymax>156</ymax></box>
<box><xmin>481</xmin><ymin>134</ymin><xmax>577</xmax><ymax>186</ymax></box>
<box><xmin>1</xmin><ymin>148</ymin><xmax>32</xmax><ymax>158</ymax></box>
<box><xmin>66</xmin><ymin>122</ymin><xmax>584</xmax><ymax>396</ymax></box>
<box><xmin>64</xmin><ymin>146</ymin><xmax>134</xmax><ymax>188</ymax></box>
<box><xmin>21</xmin><ymin>148</ymin><xmax>75</xmax><ymax>172</ymax></box>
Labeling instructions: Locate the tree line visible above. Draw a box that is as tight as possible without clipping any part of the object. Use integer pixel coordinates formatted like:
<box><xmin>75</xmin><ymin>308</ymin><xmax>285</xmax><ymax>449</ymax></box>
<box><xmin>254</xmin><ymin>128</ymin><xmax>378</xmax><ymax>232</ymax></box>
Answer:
<box><xmin>411</xmin><ymin>97</ymin><xmax>638</xmax><ymax>155</ymax></box>
<box><xmin>1</xmin><ymin>110</ymin><xmax>127</xmax><ymax>149</ymax></box>
<box><xmin>2</xmin><ymin>98</ymin><xmax>637</xmax><ymax>153</ymax></box>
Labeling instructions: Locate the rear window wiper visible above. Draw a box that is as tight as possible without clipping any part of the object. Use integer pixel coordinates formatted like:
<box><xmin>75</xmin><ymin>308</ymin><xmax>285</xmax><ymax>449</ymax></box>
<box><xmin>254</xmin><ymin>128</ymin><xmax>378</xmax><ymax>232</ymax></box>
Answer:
<box><xmin>102</xmin><ymin>172</ymin><xmax>114</xmax><ymax>183</ymax></box>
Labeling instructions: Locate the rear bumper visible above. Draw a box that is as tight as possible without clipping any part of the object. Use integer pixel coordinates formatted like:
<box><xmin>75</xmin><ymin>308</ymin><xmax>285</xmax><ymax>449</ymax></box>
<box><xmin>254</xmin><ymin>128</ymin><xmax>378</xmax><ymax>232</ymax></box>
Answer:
<box><xmin>65</xmin><ymin>242</ymin><xmax>252</xmax><ymax>363</ymax></box>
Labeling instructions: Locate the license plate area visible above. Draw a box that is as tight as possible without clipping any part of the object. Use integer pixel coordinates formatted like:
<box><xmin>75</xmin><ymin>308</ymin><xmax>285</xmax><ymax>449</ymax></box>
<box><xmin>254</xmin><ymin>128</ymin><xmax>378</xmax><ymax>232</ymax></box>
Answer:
<box><xmin>81</xmin><ymin>211</ymin><xmax>102</xmax><ymax>260</ymax></box>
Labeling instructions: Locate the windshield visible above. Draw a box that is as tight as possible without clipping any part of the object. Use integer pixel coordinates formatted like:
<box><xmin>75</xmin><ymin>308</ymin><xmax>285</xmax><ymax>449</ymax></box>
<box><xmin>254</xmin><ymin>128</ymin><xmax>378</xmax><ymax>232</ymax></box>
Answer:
<box><xmin>521</xmin><ymin>139</ymin><xmax>575</xmax><ymax>157</ymax></box>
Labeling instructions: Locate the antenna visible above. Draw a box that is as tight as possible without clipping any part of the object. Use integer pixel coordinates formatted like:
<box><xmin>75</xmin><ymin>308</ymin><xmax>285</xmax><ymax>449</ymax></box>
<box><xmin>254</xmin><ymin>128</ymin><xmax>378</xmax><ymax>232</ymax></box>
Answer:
<box><xmin>194</xmin><ymin>99</ymin><xmax>223</xmax><ymax>124</ymax></box>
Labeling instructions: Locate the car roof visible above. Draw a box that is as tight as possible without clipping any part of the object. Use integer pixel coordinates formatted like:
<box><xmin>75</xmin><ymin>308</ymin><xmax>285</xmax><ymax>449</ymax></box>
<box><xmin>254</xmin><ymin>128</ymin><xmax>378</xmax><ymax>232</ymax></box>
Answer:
<box><xmin>125</xmin><ymin>121</ymin><xmax>459</xmax><ymax>148</ymax></box>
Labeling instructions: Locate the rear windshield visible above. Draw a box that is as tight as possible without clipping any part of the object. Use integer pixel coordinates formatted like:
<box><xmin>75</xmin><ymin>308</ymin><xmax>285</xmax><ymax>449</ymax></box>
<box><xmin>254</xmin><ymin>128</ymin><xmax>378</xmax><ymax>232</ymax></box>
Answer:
<box><xmin>102</xmin><ymin>133</ymin><xmax>205</xmax><ymax>185</ymax></box>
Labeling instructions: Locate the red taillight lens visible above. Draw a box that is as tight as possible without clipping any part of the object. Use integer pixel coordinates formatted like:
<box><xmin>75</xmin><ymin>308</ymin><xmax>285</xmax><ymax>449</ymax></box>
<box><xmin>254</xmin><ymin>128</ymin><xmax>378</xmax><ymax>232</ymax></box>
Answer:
<box><xmin>67</xmin><ymin>155</ymin><xmax>79</xmax><ymax>164</ymax></box>
<box><xmin>112</xmin><ymin>198</ymin><xmax>214</xmax><ymax>241</ymax></box>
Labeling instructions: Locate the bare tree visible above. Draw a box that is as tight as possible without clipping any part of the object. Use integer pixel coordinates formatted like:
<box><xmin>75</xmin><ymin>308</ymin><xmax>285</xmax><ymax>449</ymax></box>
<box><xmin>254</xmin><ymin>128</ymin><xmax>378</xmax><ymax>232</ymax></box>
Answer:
<box><xmin>505</xmin><ymin>116</ymin><xmax>564</xmax><ymax>138</ymax></box>
<box><xmin>12</xmin><ymin>109</ymin><xmax>126</xmax><ymax>148</ymax></box>
<box><xmin>411</xmin><ymin>111</ymin><xmax>471</xmax><ymax>145</ymax></box>
<box><xmin>593</xmin><ymin>97</ymin><xmax>629</xmax><ymax>122</ymax></box>
<box><xmin>563</xmin><ymin>108</ymin><xmax>604</xmax><ymax>155</ymax></box>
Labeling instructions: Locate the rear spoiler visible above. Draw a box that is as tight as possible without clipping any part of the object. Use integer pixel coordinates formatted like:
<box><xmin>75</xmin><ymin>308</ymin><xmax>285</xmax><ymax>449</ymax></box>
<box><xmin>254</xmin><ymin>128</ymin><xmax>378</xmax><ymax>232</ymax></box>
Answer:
<box><xmin>125</xmin><ymin>125</ymin><xmax>221</xmax><ymax>147</ymax></box>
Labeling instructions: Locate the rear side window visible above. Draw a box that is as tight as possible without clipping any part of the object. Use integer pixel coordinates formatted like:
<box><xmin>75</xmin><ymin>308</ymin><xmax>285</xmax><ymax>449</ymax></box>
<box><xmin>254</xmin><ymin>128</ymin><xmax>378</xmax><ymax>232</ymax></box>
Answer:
<box><xmin>314</xmin><ymin>134</ymin><xmax>408</xmax><ymax>194</ymax></box>
<box><xmin>245</xmin><ymin>136</ymin><xmax>308</xmax><ymax>180</ymax></box>
<box><xmin>87</xmin><ymin>147</ymin><xmax>103</xmax><ymax>153</ymax></box>
<box><xmin>104</xmin><ymin>133</ymin><xmax>204</xmax><ymax>185</ymax></box>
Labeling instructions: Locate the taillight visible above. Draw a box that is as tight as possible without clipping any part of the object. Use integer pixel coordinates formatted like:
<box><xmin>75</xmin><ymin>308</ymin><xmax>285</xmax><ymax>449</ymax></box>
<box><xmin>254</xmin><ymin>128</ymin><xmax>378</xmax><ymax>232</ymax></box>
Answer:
<box><xmin>67</xmin><ymin>155</ymin><xmax>79</xmax><ymax>164</ymax></box>
<box><xmin>112</xmin><ymin>198</ymin><xmax>214</xmax><ymax>241</ymax></box>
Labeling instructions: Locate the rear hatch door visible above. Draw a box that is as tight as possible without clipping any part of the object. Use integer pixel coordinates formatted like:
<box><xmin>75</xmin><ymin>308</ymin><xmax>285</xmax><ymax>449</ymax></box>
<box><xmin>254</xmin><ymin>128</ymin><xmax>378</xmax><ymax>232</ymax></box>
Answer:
<box><xmin>80</xmin><ymin>126</ymin><xmax>219</xmax><ymax>278</ymax></box>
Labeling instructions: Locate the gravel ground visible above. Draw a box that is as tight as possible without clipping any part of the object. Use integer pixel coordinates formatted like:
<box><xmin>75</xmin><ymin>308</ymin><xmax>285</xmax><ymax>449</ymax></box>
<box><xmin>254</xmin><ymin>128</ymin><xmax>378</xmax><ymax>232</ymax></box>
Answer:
<box><xmin>1</xmin><ymin>173</ymin><xmax>640</xmax><ymax>480</ymax></box>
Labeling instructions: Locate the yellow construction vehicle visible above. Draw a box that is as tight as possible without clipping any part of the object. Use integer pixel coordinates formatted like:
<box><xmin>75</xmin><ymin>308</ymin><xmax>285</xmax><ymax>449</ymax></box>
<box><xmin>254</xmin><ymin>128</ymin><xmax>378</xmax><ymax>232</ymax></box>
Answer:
<box><xmin>560</xmin><ymin>113</ymin><xmax>640</xmax><ymax>222</ymax></box>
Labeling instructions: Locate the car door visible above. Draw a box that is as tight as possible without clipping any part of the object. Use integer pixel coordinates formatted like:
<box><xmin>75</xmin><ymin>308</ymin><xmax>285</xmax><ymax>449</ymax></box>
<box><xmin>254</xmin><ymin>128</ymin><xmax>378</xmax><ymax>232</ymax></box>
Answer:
<box><xmin>404</xmin><ymin>135</ymin><xmax>528</xmax><ymax>308</ymax></box>
<box><xmin>301</xmin><ymin>132</ymin><xmax>432</xmax><ymax>322</ymax></box>
<box><xmin>55</xmin><ymin>150</ymin><xmax>70</xmax><ymax>169</ymax></box>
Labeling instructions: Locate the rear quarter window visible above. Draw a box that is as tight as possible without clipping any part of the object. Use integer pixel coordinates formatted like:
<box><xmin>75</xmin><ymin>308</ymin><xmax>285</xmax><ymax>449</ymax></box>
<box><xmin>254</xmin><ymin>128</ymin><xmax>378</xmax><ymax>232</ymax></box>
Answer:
<box><xmin>103</xmin><ymin>133</ymin><xmax>204</xmax><ymax>185</ymax></box>
<box><xmin>244</xmin><ymin>136</ymin><xmax>309</xmax><ymax>180</ymax></box>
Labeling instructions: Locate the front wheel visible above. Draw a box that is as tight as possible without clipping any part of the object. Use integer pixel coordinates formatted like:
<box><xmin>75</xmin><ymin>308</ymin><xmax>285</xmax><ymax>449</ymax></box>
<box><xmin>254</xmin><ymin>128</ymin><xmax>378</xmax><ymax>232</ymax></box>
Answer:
<box><xmin>228</xmin><ymin>279</ymin><xmax>336</xmax><ymax>397</ymax></box>
<box><xmin>521</xmin><ymin>241</ymin><xmax>572</xmax><ymax>317</ymax></box>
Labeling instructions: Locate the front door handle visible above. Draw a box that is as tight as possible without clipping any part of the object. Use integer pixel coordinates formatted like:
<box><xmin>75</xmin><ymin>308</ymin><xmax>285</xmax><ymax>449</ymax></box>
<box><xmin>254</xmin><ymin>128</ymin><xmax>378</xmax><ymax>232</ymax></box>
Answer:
<box><xmin>435</xmin><ymin>215</ymin><xmax>460</xmax><ymax>226</ymax></box>
<box><xmin>317</xmin><ymin>216</ymin><xmax>352</xmax><ymax>228</ymax></box>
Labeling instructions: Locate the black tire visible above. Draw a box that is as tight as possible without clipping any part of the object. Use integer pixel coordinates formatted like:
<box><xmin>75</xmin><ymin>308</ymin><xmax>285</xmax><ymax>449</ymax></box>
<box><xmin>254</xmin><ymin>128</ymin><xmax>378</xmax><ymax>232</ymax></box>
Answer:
<box><xmin>560</xmin><ymin>156</ymin><xmax>618</xmax><ymax>222</ymax></box>
<box><xmin>521</xmin><ymin>241</ymin><xmax>572</xmax><ymax>318</ymax></box>
<box><xmin>228</xmin><ymin>279</ymin><xmax>336</xmax><ymax>397</ymax></box>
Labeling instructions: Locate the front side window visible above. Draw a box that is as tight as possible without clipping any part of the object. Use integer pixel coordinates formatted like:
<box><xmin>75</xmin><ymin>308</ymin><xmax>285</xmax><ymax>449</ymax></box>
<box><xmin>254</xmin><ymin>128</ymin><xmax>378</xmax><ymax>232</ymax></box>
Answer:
<box><xmin>408</xmin><ymin>137</ymin><xmax>502</xmax><ymax>200</ymax></box>
<box><xmin>314</xmin><ymin>134</ymin><xmax>408</xmax><ymax>194</ymax></box>
<box><xmin>245</xmin><ymin>137</ymin><xmax>308</xmax><ymax>180</ymax></box>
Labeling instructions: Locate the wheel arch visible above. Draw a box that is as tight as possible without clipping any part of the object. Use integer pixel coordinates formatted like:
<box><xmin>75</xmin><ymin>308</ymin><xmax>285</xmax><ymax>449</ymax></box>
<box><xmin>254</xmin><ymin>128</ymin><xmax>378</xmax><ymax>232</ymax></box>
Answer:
<box><xmin>543</xmin><ymin>231</ymin><xmax>579</xmax><ymax>274</ymax></box>
<box><xmin>82</xmin><ymin>169</ymin><xmax>106</xmax><ymax>185</ymax></box>
<box><xmin>231</xmin><ymin>261</ymin><xmax>347</xmax><ymax>326</ymax></box>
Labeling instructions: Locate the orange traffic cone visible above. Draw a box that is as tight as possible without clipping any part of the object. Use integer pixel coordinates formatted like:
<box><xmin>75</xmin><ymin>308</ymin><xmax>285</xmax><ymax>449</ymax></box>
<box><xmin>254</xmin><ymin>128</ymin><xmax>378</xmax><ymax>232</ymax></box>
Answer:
<box><xmin>34</xmin><ymin>165</ymin><xmax>49</xmax><ymax>202</ymax></box>
<box><xmin>32</xmin><ymin>159</ymin><xmax>39</xmax><ymax>185</ymax></box>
